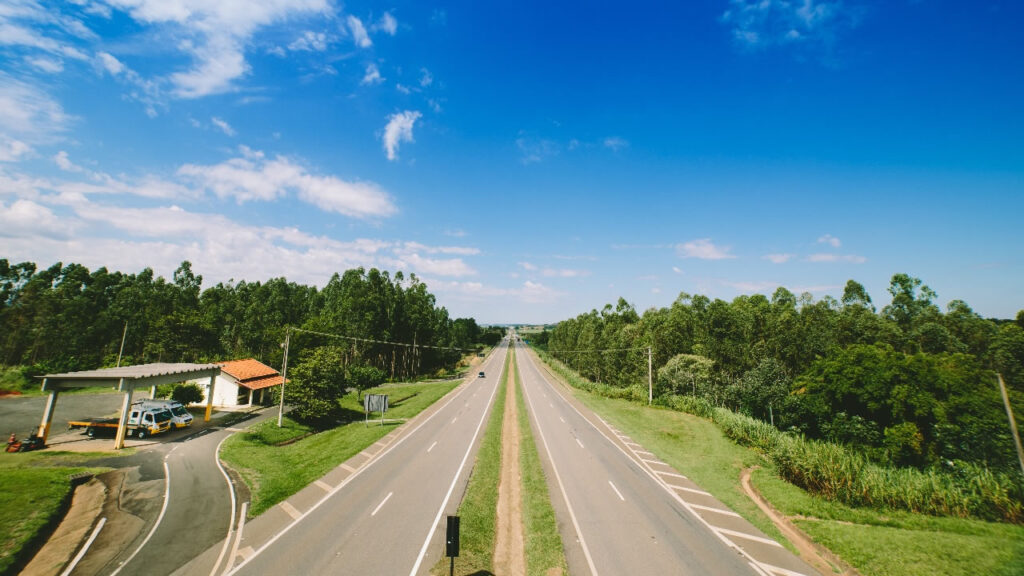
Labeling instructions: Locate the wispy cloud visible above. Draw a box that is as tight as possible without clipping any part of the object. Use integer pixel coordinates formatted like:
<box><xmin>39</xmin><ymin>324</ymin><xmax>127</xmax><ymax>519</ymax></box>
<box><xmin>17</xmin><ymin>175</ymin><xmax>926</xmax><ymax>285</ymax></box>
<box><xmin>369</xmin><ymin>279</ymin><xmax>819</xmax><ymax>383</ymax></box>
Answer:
<box><xmin>178</xmin><ymin>146</ymin><xmax>396</xmax><ymax>219</ymax></box>
<box><xmin>211</xmin><ymin>117</ymin><xmax>235</xmax><ymax>136</ymax></box>
<box><xmin>516</xmin><ymin>136</ymin><xmax>559</xmax><ymax>164</ymax></box>
<box><xmin>347</xmin><ymin>15</ymin><xmax>372</xmax><ymax>48</ymax></box>
<box><xmin>817</xmin><ymin>233</ymin><xmax>841</xmax><ymax>247</ymax></box>
<box><xmin>763</xmin><ymin>253</ymin><xmax>794</xmax><ymax>264</ymax></box>
<box><xmin>361</xmin><ymin>63</ymin><xmax>384</xmax><ymax>85</ymax></box>
<box><xmin>0</xmin><ymin>74</ymin><xmax>72</xmax><ymax>143</ymax></box>
<box><xmin>419</xmin><ymin>68</ymin><xmax>433</xmax><ymax>87</ymax></box>
<box><xmin>288</xmin><ymin>30</ymin><xmax>329</xmax><ymax>52</ymax></box>
<box><xmin>806</xmin><ymin>253</ymin><xmax>866</xmax><ymax>263</ymax></box>
<box><xmin>677</xmin><ymin>238</ymin><xmax>736</xmax><ymax>260</ymax></box>
<box><xmin>373</xmin><ymin>12</ymin><xmax>398</xmax><ymax>35</ymax></box>
<box><xmin>721</xmin><ymin>0</ymin><xmax>861</xmax><ymax>56</ymax></box>
<box><xmin>603</xmin><ymin>136</ymin><xmax>629</xmax><ymax>151</ymax></box>
<box><xmin>382</xmin><ymin>110</ymin><xmax>422</xmax><ymax>161</ymax></box>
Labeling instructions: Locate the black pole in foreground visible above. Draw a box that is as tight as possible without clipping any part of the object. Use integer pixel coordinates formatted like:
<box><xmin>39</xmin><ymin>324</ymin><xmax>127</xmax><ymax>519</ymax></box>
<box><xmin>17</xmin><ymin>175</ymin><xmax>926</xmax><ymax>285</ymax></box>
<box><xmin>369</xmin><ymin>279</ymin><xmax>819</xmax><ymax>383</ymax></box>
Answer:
<box><xmin>446</xmin><ymin>515</ymin><xmax>460</xmax><ymax>576</ymax></box>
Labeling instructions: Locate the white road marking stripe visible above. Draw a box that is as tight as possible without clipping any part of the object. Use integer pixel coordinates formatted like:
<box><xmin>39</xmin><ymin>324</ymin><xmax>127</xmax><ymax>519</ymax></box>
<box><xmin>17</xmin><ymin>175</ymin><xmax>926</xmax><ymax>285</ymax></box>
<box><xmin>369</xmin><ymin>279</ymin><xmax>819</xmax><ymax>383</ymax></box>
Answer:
<box><xmin>315</xmin><ymin>480</ymin><xmax>332</xmax><ymax>492</ymax></box>
<box><xmin>279</xmin><ymin>501</ymin><xmax>302</xmax><ymax>520</ymax></box>
<box><xmin>224</xmin><ymin>502</ymin><xmax>248</xmax><ymax>575</ymax></box>
<box><xmin>238</xmin><ymin>547</ymin><xmax>254</xmax><ymax>560</ymax></box>
<box><xmin>452</xmin><ymin>417</ymin><xmax>458</xmax><ymax>423</ymax></box>
<box><xmin>110</xmin><ymin>460</ymin><xmax>171</xmax><ymax>576</ymax></box>
<box><xmin>756</xmin><ymin>561</ymin><xmax>812</xmax><ymax>576</ymax></box>
<box><xmin>690</xmin><ymin>503</ymin><xmax>741</xmax><ymax>517</ymax></box>
<box><xmin>656</xmin><ymin>470</ymin><xmax>687</xmax><ymax>479</ymax></box>
<box><xmin>210</xmin><ymin>431</ymin><xmax>240</xmax><ymax>576</ymax></box>
<box><xmin>672</xmin><ymin>485</ymin><xmax>711</xmax><ymax>496</ymax></box>
<box><xmin>60</xmin><ymin>517</ymin><xmax>105</xmax><ymax>576</ymax></box>
<box><xmin>576</xmin><ymin>438</ymin><xmax>584</xmax><ymax>448</ymax></box>
<box><xmin>559</xmin><ymin>416</ymin><xmax>566</xmax><ymax>423</ymax></box>
<box><xmin>715</xmin><ymin>527</ymin><xmax>783</xmax><ymax>547</ymax></box>
<box><xmin>428</xmin><ymin>440</ymin><xmax>438</xmax><ymax>452</ymax></box>
<box><xmin>608</xmin><ymin>481</ymin><xmax>625</xmax><ymax>501</ymax></box>
<box><xmin>635</xmin><ymin>450</ymin><xmax>656</xmax><ymax>456</ymax></box>
<box><xmin>640</xmin><ymin>458</ymin><xmax>665</xmax><ymax>465</ymax></box>
<box><xmin>371</xmin><ymin>492</ymin><xmax>393</xmax><ymax>516</ymax></box>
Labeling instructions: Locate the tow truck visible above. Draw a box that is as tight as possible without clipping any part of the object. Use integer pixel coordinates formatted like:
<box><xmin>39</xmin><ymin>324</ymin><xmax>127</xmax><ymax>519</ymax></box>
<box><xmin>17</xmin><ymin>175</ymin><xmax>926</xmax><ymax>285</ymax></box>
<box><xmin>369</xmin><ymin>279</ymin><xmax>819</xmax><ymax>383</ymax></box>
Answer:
<box><xmin>68</xmin><ymin>406</ymin><xmax>173</xmax><ymax>439</ymax></box>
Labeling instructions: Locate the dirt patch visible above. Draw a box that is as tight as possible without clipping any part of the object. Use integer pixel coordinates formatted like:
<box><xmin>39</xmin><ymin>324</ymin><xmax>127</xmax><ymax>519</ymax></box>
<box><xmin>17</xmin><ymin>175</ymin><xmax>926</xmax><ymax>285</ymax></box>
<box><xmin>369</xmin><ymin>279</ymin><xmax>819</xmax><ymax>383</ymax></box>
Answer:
<box><xmin>493</xmin><ymin>371</ymin><xmax>526</xmax><ymax>576</ymax></box>
<box><xmin>740</xmin><ymin>467</ymin><xmax>859</xmax><ymax>576</ymax></box>
<box><xmin>20</xmin><ymin>478</ymin><xmax>106</xmax><ymax>576</ymax></box>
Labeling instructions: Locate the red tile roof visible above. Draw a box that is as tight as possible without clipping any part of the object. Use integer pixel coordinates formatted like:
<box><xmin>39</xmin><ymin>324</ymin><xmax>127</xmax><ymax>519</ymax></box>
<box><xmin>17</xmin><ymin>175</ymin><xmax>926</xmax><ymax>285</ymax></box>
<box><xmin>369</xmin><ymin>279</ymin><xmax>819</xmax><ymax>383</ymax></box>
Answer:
<box><xmin>241</xmin><ymin>374</ymin><xmax>285</xmax><ymax>390</ymax></box>
<box><xmin>219</xmin><ymin>359</ymin><xmax>280</xmax><ymax>383</ymax></box>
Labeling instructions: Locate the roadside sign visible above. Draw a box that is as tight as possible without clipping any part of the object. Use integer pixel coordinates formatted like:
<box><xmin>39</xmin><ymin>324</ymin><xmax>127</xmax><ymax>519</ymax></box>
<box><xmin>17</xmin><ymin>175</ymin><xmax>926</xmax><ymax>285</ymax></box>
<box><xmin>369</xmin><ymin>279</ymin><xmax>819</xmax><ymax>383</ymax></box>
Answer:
<box><xmin>364</xmin><ymin>394</ymin><xmax>388</xmax><ymax>426</ymax></box>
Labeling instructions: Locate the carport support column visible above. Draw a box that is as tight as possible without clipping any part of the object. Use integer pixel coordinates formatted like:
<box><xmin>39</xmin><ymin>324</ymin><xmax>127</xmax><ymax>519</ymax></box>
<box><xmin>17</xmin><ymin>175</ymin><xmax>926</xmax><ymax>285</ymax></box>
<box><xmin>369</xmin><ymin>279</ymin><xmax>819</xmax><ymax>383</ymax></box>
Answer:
<box><xmin>37</xmin><ymin>381</ymin><xmax>58</xmax><ymax>443</ymax></box>
<box><xmin>205</xmin><ymin>375</ymin><xmax>215</xmax><ymax>422</ymax></box>
<box><xmin>114</xmin><ymin>378</ymin><xmax>133</xmax><ymax>450</ymax></box>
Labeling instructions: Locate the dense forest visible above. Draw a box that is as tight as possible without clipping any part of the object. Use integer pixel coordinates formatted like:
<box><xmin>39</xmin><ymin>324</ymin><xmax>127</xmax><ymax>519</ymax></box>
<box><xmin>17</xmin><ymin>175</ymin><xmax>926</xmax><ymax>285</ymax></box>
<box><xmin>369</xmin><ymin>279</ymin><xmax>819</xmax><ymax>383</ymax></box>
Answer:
<box><xmin>541</xmin><ymin>274</ymin><xmax>1024</xmax><ymax>474</ymax></box>
<box><xmin>0</xmin><ymin>259</ymin><xmax>501</xmax><ymax>383</ymax></box>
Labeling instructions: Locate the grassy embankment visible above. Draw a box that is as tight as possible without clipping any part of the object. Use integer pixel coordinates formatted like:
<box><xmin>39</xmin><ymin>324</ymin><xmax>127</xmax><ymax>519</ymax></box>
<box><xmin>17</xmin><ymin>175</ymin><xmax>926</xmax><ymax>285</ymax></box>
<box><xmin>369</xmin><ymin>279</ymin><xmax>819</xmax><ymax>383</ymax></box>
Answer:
<box><xmin>220</xmin><ymin>379</ymin><xmax>459</xmax><ymax>517</ymax></box>
<box><xmin>0</xmin><ymin>451</ymin><xmax>113</xmax><ymax>576</ymax></box>
<box><xmin>530</xmin><ymin>348</ymin><xmax>1024</xmax><ymax>576</ymax></box>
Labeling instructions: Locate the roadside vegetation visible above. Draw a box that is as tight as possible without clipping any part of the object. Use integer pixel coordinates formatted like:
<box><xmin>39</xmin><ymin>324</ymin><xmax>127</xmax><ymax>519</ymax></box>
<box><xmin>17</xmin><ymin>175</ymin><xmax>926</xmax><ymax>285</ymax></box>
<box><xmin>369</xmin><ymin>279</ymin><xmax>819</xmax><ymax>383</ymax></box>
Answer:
<box><xmin>0</xmin><ymin>452</ymin><xmax>113</xmax><ymax>576</ymax></box>
<box><xmin>530</xmin><ymin>349</ymin><xmax>1024</xmax><ymax>576</ymax></box>
<box><xmin>220</xmin><ymin>380</ymin><xmax>458</xmax><ymax>517</ymax></box>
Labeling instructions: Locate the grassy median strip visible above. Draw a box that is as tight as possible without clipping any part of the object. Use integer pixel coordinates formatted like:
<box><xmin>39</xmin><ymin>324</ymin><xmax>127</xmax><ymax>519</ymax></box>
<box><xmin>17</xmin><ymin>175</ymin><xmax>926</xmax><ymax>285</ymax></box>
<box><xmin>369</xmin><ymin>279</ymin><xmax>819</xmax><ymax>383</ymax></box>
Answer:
<box><xmin>221</xmin><ymin>379</ymin><xmax>458</xmax><ymax>517</ymax></box>
<box><xmin>431</xmin><ymin>353</ymin><xmax>508</xmax><ymax>575</ymax></box>
<box><xmin>536</xmin><ymin>353</ymin><xmax>1024</xmax><ymax>576</ymax></box>
<box><xmin>513</xmin><ymin>349</ymin><xmax>568</xmax><ymax>576</ymax></box>
<box><xmin>0</xmin><ymin>452</ymin><xmax>111</xmax><ymax>576</ymax></box>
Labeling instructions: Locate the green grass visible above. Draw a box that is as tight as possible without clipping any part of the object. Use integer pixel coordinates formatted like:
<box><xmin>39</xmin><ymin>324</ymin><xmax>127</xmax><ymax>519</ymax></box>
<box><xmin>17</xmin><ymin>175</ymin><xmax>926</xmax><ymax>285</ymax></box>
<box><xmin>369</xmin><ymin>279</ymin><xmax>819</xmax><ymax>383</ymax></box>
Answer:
<box><xmin>532</xmin><ymin>352</ymin><xmax>1024</xmax><ymax>576</ymax></box>
<box><xmin>513</xmin><ymin>350</ymin><xmax>567</xmax><ymax>576</ymax></box>
<box><xmin>220</xmin><ymin>380</ymin><xmax>458</xmax><ymax>517</ymax></box>
<box><xmin>0</xmin><ymin>451</ymin><xmax>113</xmax><ymax>576</ymax></box>
<box><xmin>431</xmin><ymin>352</ymin><xmax>508</xmax><ymax>575</ymax></box>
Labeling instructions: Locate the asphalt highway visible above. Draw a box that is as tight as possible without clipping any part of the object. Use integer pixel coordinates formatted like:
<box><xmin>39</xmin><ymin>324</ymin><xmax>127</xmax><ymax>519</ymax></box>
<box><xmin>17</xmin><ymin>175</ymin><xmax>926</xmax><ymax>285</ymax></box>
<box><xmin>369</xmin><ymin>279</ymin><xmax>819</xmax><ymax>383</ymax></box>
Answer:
<box><xmin>515</xmin><ymin>341</ymin><xmax>760</xmax><ymax>576</ymax></box>
<box><xmin>228</xmin><ymin>341</ymin><xmax>509</xmax><ymax>576</ymax></box>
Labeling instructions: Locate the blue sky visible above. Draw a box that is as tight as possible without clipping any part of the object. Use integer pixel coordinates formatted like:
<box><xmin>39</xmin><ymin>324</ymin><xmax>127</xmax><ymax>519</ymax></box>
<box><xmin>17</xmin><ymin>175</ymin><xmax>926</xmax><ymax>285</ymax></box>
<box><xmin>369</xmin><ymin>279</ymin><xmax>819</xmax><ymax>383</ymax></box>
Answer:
<box><xmin>1</xmin><ymin>0</ymin><xmax>1021</xmax><ymax>324</ymax></box>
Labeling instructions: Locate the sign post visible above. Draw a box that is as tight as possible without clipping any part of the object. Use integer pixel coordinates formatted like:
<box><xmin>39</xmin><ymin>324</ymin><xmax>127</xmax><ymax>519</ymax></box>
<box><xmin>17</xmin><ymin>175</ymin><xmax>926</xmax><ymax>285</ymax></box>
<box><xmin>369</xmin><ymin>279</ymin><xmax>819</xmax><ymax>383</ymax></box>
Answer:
<box><xmin>445</xmin><ymin>515</ymin><xmax>460</xmax><ymax>576</ymax></box>
<box><xmin>364</xmin><ymin>394</ymin><xmax>389</xmax><ymax>427</ymax></box>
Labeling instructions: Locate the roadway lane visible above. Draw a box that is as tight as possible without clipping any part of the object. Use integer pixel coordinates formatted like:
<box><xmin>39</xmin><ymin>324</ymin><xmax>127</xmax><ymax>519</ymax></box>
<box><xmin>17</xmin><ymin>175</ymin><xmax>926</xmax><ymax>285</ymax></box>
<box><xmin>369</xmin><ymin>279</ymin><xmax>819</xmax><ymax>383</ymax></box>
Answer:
<box><xmin>515</xmin><ymin>342</ymin><xmax>758</xmax><ymax>576</ymax></box>
<box><xmin>228</xmin><ymin>342</ymin><xmax>509</xmax><ymax>576</ymax></box>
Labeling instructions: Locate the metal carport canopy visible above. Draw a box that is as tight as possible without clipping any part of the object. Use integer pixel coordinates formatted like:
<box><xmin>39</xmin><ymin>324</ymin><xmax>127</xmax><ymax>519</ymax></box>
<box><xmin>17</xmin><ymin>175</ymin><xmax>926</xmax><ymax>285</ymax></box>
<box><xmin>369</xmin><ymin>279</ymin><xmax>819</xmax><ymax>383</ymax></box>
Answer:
<box><xmin>38</xmin><ymin>363</ymin><xmax>221</xmax><ymax>449</ymax></box>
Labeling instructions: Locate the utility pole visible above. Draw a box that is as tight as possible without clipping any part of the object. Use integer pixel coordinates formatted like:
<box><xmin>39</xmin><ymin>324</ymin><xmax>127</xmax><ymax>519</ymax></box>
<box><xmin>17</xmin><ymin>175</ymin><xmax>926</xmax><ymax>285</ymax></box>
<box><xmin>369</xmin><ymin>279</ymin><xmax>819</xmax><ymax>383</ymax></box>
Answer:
<box><xmin>278</xmin><ymin>328</ymin><xmax>291</xmax><ymax>428</ymax></box>
<box><xmin>647</xmin><ymin>346</ymin><xmax>653</xmax><ymax>405</ymax></box>
<box><xmin>997</xmin><ymin>374</ymin><xmax>1024</xmax><ymax>477</ymax></box>
<box><xmin>116</xmin><ymin>321</ymin><xmax>128</xmax><ymax>367</ymax></box>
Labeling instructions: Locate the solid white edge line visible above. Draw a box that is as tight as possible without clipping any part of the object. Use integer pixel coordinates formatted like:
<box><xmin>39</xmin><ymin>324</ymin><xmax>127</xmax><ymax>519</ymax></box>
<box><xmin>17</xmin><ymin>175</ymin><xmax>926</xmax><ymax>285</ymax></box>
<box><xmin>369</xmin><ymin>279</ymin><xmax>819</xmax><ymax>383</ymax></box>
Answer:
<box><xmin>518</xmin><ymin>345</ymin><xmax>600</xmax><ymax>576</ymax></box>
<box><xmin>521</xmin><ymin>347</ymin><xmax>772</xmax><ymax>576</ymax></box>
<box><xmin>427</xmin><ymin>440</ymin><xmax>438</xmax><ymax>452</ymax></box>
<box><xmin>210</xmin><ymin>433</ymin><xmax>240</xmax><ymax>576</ymax></box>
<box><xmin>608</xmin><ymin>480</ymin><xmax>625</xmax><ymax>502</ymax></box>
<box><xmin>224</xmin><ymin>502</ymin><xmax>248</xmax><ymax>575</ymax></box>
<box><xmin>407</xmin><ymin>348</ymin><xmax>506</xmax><ymax>576</ymax></box>
<box><xmin>226</xmin><ymin>347</ymin><xmax>504</xmax><ymax>576</ymax></box>
<box><xmin>110</xmin><ymin>460</ymin><xmax>171</xmax><ymax>576</ymax></box>
<box><xmin>60</xmin><ymin>517</ymin><xmax>106</xmax><ymax>576</ymax></box>
<box><xmin>371</xmin><ymin>492</ymin><xmax>394</xmax><ymax>516</ymax></box>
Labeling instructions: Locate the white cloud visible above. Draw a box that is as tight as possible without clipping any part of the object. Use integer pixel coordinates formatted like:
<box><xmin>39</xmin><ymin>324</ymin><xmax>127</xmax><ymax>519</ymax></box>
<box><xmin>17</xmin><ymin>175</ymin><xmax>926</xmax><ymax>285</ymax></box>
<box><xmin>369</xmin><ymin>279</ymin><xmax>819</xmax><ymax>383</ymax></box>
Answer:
<box><xmin>0</xmin><ymin>138</ymin><xmax>32</xmax><ymax>162</ymax></box>
<box><xmin>288</xmin><ymin>30</ymin><xmax>328</xmax><ymax>51</ymax></box>
<box><xmin>519</xmin><ymin>262</ymin><xmax>537</xmax><ymax>271</ymax></box>
<box><xmin>541</xmin><ymin>268</ymin><xmax>590</xmax><ymax>278</ymax></box>
<box><xmin>763</xmin><ymin>253</ymin><xmax>794</xmax><ymax>264</ymax></box>
<box><xmin>105</xmin><ymin>0</ymin><xmax>330</xmax><ymax>98</ymax></box>
<box><xmin>382</xmin><ymin>110</ymin><xmax>421</xmax><ymax>161</ymax></box>
<box><xmin>398</xmin><ymin>253</ymin><xmax>475</xmax><ymax>277</ymax></box>
<box><xmin>722</xmin><ymin>279</ymin><xmax>777</xmax><ymax>293</ymax></box>
<box><xmin>806</xmin><ymin>253</ymin><xmax>866</xmax><ymax>264</ymax></box>
<box><xmin>672</xmin><ymin>266</ymin><xmax>683</xmax><ymax>274</ymax></box>
<box><xmin>347</xmin><ymin>15</ymin><xmax>372</xmax><ymax>48</ymax></box>
<box><xmin>97</xmin><ymin>51</ymin><xmax>125</xmax><ymax>75</ymax></box>
<box><xmin>178</xmin><ymin>147</ymin><xmax>396</xmax><ymax>218</ymax></box>
<box><xmin>516</xmin><ymin>137</ymin><xmax>559</xmax><ymax>165</ymax></box>
<box><xmin>54</xmin><ymin>151</ymin><xmax>83</xmax><ymax>172</ymax></box>
<box><xmin>419</xmin><ymin>68</ymin><xmax>433</xmax><ymax>87</ymax></box>
<box><xmin>817</xmin><ymin>233</ymin><xmax>841</xmax><ymax>247</ymax></box>
<box><xmin>676</xmin><ymin>238</ymin><xmax>736</xmax><ymax>260</ymax></box>
<box><xmin>0</xmin><ymin>199</ymin><xmax>66</xmax><ymax>237</ymax></box>
<box><xmin>401</xmin><ymin>242</ymin><xmax>480</xmax><ymax>256</ymax></box>
<box><xmin>603</xmin><ymin>136</ymin><xmax>629</xmax><ymax>151</ymax></box>
<box><xmin>721</xmin><ymin>0</ymin><xmax>859</xmax><ymax>54</ymax></box>
<box><xmin>374</xmin><ymin>12</ymin><xmax>397</xmax><ymax>35</ymax></box>
<box><xmin>444</xmin><ymin>229</ymin><xmax>466</xmax><ymax>238</ymax></box>
<box><xmin>27</xmin><ymin>56</ymin><xmax>64</xmax><ymax>73</ymax></box>
<box><xmin>211</xmin><ymin>117</ymin><xmax>235</xmax><ymax>136</ymax></box>
<box><xmin>0</xmin><ymin>74</ymin><xmax>72</xmax><ymax>142</ymax></box>
<box><xmin>361</xmin><ymin>63</ymin><xmax>384</xmax><ymax>85</ymax></box>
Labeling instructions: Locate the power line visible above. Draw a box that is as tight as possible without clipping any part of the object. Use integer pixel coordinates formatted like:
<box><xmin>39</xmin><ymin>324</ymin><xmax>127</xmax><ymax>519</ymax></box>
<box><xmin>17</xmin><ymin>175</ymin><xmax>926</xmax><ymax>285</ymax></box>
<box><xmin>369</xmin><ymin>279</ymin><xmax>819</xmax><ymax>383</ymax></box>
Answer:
<box><xmin>288</xmin><ymin>326</ymin><xmax>477</xmax><ymax>352</ymax></box>
<box><xmin>544</xmin><ymin>346</ymin><xmax>648</xmax><ymax>354</ymax></box>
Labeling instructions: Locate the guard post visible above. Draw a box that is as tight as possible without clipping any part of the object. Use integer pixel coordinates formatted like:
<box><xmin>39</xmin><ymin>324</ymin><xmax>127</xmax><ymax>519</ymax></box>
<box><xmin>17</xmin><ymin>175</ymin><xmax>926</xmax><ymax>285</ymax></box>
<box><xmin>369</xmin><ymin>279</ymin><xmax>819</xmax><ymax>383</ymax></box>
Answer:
<box><xmin>446</xmin><ymin>515</ymin><xmax>460</xmax><ymax>576</ymax></box>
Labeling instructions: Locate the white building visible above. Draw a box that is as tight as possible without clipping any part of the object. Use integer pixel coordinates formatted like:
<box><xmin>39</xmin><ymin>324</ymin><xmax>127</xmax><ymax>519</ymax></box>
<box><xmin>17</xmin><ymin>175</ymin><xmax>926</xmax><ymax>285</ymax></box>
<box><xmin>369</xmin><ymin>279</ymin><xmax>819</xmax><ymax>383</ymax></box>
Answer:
<box><xmin>193</xmin><ymin>358</ymin><xmax>284</xmax><ymax>407</ymax></box>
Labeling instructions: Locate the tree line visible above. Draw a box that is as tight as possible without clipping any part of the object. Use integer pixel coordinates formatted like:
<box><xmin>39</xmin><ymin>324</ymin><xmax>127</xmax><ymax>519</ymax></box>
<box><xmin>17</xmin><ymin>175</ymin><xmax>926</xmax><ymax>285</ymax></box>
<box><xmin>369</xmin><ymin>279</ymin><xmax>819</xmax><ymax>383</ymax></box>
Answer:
<box><xmin>0</xmin><ymin>259</ymin><xmax>502</xmax><ymax>383</ymax></box>
<box><xmin>541</xmin><ymin>274</ymin><xmax>1024</xmax><ymax>473</ymax></box>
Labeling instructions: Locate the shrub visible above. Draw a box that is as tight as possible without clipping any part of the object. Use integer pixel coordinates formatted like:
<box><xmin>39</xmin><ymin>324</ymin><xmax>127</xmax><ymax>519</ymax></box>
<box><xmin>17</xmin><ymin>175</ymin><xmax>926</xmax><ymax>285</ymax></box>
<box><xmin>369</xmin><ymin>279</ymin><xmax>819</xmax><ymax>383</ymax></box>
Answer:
<box><xmin>171</xmin><ymin>383</ymin><xmax>205</xmax><ymax>405</ymax></box>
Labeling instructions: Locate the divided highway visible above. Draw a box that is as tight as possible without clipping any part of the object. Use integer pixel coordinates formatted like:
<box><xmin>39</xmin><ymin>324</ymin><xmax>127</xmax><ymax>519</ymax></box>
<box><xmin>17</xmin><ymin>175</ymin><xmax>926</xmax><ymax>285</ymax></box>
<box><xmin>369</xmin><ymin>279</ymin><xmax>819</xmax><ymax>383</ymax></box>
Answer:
<box><xmin>227</xmin><ymin>341</ymin><xmax>509</xmax><ymax>575</ymax></box>
<box><xmin>515</xmin><ymin>341</ymin><xmax>777</xmax><ymax>576</ymax></box>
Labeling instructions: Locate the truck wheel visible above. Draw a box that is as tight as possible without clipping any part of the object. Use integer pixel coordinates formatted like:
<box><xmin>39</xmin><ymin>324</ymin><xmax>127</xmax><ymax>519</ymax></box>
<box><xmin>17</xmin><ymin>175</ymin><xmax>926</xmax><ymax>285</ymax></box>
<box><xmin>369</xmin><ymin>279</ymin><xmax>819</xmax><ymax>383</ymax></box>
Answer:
<box><xmin>136</xmin><ymin>429</ymin><xmax>147</xmax><ymax>439</ymax></box>
<box><xmin>86</xmin><ymin>427</ymin><xmax>95</xmax><ymax>438</ymax></box>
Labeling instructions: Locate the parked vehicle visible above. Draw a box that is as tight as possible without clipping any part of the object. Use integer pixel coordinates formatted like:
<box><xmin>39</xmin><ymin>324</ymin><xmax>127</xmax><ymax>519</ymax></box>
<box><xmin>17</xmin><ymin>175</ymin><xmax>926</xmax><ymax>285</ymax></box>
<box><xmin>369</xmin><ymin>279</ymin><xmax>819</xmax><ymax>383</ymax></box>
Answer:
<box><xmin>68</xmin><ymin>407</ymin><xmax>173</xmax><ymax>439</ymax></box>
<box><xmin>478</xmin><ymin>371</ymin><xmax>485</xmax><ymax>378</ymax></box>
<box><xmin>133</xmin><ymin>399</ymin><xmax>193</xmax><ymax>428</ymax></box>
